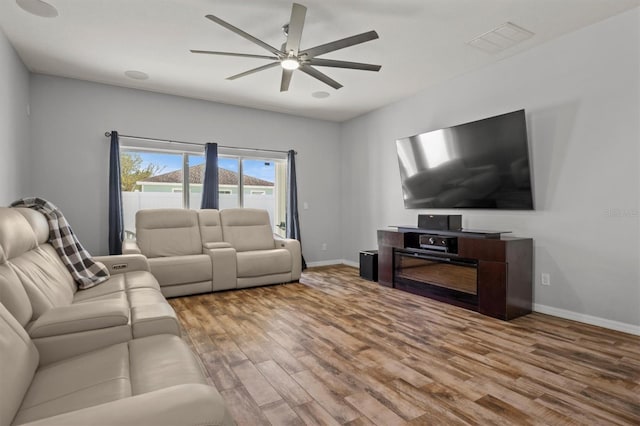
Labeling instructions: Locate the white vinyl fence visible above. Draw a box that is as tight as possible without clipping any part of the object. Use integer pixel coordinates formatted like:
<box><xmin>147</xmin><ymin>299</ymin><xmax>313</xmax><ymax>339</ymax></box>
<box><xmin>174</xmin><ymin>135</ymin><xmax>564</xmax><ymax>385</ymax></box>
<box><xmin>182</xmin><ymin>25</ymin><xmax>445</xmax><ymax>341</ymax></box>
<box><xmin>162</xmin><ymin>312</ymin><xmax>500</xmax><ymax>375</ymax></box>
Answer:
<box><xmin>122</xmin><ymin>192</ymin><xmax>276</xmax><ymax>237</ymax></box>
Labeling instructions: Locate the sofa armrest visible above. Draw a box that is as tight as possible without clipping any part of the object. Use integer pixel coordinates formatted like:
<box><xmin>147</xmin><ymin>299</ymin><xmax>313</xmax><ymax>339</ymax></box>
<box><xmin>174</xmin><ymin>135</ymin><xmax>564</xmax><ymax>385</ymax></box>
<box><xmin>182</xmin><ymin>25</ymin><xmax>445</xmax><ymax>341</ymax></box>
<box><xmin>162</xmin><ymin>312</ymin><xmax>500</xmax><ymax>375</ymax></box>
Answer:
<box><xmin>131</xmin><ymin>303</ymin><xmax>181</xmax><ymax>338</ymax></box>
<box><xmin>27</xmin><ymin>300</ymin><xmax>130</xmax><ymax>338</ymax></box>
<box><xmin>122</xmin><ymin>239</ymin><xmax>142</xmax><ymax>255</ymax></box>
<box><xmin>276</xmin><ymin>238</ymin><xmax>302</xmax><ymax>280</ymax></box>
<box><xmin>203</xmin><ymin>241</ymin><xmax>233</xmax><ymax>249</ymax></box>
<box><xmin>19</xmin><ymin>384</ymin><xmax>234</xmax><ymax>426</ymax></box>
<box><xmin>94</xmin><ymin>254</ymin><xmax>150</xmax><ymax>273</ymax></box>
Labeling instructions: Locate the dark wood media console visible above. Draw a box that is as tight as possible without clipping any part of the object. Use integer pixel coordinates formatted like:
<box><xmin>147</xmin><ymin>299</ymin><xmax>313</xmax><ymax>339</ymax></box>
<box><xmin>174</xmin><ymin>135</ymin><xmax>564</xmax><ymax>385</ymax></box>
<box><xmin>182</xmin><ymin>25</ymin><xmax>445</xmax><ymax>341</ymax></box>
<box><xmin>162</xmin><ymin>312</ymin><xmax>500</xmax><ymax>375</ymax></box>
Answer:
<box><xmin>377</xmin><ymin>228</ymin><xmax>532</xmax><ymax>320</ymax></box>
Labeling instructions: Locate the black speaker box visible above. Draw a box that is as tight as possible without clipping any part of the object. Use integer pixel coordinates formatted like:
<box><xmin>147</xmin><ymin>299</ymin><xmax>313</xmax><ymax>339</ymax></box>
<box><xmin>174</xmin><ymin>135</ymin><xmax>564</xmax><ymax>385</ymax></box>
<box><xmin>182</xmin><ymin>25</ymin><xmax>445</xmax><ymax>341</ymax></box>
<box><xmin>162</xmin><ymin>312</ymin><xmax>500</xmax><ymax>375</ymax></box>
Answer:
<box><xmin>418</xmin><ymin>214</ymin><xmax>462</xmax><ymax>231</ymax></box>
<box><xmin>359</xmin><ymin>250</ymin><xmax>378</xmax><ymax>282</ymax></box>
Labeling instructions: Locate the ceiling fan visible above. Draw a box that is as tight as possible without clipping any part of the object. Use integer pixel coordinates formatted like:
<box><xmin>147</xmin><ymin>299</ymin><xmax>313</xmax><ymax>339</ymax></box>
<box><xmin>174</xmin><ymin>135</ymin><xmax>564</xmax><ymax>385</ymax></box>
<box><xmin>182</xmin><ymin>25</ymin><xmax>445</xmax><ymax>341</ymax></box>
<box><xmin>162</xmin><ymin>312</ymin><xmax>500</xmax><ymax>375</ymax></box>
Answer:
<box><xmin>191</xmin><ymin>3</ymin><xmax>381</xmax><ymax>92</ymax></box>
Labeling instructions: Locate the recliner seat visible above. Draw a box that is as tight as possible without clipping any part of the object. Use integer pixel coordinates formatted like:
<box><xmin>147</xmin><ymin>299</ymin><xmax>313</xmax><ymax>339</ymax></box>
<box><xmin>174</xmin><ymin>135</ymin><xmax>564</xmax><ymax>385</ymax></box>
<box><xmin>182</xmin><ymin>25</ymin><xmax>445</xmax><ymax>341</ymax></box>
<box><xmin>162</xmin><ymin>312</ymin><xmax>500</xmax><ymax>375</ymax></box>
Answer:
<box><xmin>0</xmin><ymin>207</ymin><xmax>180</xmax><ymax>364</ymax></box>
<box><xmin>125</xmin><ymin>209</ymin><xmax>214</xmax><ymax>298</ymax></box>
<box><xmin>0</xmin><ymin>301</ymin><xmax>233</xmax><ymax>426</ymax></box>
<box><xmin>219</xmin><ymin>208</ymin><xmax>301</xmax><ymax>289</ymax></box>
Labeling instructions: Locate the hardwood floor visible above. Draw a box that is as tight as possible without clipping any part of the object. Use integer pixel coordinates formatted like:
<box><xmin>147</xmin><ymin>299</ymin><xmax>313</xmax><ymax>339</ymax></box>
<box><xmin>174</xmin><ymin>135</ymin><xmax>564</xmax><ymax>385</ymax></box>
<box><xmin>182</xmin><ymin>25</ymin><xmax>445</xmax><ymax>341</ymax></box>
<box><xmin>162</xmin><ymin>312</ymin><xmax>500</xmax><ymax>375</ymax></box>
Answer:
<box><xmin>169</xmin><ymin>265</ymin><xmax>640</xmax><ymax>426</ymax></box>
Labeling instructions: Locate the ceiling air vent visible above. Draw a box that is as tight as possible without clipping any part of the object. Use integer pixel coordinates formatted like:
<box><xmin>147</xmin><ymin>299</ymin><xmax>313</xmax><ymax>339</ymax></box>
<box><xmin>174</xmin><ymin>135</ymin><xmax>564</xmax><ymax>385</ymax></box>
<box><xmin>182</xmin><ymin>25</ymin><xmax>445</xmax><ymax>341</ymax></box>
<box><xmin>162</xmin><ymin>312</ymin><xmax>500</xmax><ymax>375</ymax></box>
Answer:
<box><xmin>467</xmin><ymin>22</ymin><xmax>534</xmax><ymax>54</ymax></box>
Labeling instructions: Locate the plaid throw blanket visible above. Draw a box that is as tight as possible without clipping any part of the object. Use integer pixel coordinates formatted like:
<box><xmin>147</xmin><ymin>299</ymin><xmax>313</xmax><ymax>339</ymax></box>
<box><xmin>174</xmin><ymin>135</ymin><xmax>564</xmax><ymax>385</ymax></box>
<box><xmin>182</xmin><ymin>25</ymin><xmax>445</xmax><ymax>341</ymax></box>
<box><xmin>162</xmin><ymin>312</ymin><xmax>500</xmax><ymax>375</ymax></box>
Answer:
<box><xmin>11</xmin><ymin>197</ymin><xmax>110</xmax><ymax>290</ymax></box>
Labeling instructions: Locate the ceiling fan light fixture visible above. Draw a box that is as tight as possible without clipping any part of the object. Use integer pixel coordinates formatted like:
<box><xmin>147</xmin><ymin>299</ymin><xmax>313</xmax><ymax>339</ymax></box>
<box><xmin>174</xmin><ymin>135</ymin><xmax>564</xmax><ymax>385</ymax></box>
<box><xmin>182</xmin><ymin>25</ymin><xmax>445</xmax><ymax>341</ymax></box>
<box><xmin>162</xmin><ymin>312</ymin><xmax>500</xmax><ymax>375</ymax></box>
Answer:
<box><xmin>281</xmin><ymin>54</ymin><xmax>300</xmax><ymax>70</ymax></box>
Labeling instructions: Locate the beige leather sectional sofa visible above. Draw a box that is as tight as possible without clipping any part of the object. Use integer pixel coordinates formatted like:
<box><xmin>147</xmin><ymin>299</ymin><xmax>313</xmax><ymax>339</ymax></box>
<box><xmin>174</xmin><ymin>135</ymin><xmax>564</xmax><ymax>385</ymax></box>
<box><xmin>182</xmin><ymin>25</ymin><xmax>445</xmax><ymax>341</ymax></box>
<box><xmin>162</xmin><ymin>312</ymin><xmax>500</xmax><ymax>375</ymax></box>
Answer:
<box><xmin>123</xmin><ymin>208</ymin><xmax>302</xmax><ymax>298</ymax></box>
<box><xmin>0</xmin><ymin>207</ymin><xmax>232</xmax><ymax>425</ymax></box>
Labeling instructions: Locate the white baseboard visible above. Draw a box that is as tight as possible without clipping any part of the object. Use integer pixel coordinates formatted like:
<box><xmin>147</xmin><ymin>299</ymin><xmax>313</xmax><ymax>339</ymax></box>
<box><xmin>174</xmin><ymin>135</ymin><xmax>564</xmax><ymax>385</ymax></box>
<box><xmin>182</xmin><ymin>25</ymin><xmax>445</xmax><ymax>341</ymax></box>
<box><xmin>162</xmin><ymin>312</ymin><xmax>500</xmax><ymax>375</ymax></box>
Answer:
<box><xmin>533</xmin><ymin>304</ymin><xmax>640</xmax><ymax>336</ymax></box>
<box><xmin>306</xmin><ymin>259</ymin><xmax>359</xmax><ymax>268</ymax></box>
<box><xmin>306</xmin><ymin>259</ymin><xmax>344</xmax><ymax>268</ymax></box>
<box><xmin>341</xmin><ymin>259</ymin><xmax>359</xmax><ymax>268</ymax></box>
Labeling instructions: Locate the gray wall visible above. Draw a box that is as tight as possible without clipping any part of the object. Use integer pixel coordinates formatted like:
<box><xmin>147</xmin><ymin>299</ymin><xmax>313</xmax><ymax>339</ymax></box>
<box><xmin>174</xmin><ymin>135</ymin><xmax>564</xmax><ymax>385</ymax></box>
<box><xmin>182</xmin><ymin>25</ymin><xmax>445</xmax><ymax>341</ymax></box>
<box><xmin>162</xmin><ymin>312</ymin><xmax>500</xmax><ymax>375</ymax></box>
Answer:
<box><xmin>0</xmin><ymin>28</ymin><xmax>30</xmax><ymax>204</ymax></box>
<box><xmin>28</xmin><ymin>75</ymin><xmax>341</xmax><ymax>262</ymax></box>
<box><xmin>340</xmin><ymin>9</ymin><xmax>639</xmax><ymax>327</ymax></box>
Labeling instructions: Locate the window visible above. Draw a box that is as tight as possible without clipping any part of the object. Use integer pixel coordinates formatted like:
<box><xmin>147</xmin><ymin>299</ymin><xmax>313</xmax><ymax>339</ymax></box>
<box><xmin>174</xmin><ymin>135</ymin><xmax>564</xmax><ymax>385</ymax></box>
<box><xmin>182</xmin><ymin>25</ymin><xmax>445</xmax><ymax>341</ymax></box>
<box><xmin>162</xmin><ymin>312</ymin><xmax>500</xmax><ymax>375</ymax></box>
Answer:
<box><xmin>219</xmin><ymin>154</ymin><xmax>287</xmax><ymax>237</ymax></box>
<box><xmin>120</xmin><ymin>145</ymin><xmax>287</xmax><ymax>238</ymax></box>
<box><xmin>121</xmin><ymin>149</ymin><xmax>200</xmax><ymax>237</ymax></box>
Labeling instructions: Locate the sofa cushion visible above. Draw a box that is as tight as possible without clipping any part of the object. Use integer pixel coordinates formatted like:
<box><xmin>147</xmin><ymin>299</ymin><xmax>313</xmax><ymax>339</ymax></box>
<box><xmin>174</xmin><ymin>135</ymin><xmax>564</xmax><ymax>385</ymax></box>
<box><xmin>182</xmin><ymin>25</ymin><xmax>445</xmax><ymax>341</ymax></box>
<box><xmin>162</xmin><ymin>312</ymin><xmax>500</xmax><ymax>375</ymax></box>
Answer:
<box><xmin>14</xmin><ymin>343</ymin><xmax>131</xmax><ymax>425</ymax></box>
<box><xmin>12</xmin><ymin>335</ymin><xmax>208</xmax><ymax>425</ymax></box>
<box><xmin>0</xmin><ymin>209</ymin><xmax>76</xmax><ymax>321</ymax></box>
<box><xmin>17</xmin><ymin>385</ymin><xmax>233</xmax><ymax>426</ymax></box>
<box><xmin>236</xmin><ymin>249</ymin><xmax>292</xmax><ymax>278</ymax></box>
<box><xmin>220</xmin><ymin>208</ymin><xmax>275</xmax><ymax>252</ymax></box>
<box><xmin>127</xmin><ymin>287</ymin><xmax>170</xmax><ymax>307</ymax></box>
<box><xmin>8</xmin><ymin>245</ymin><xmax>75</xmax><ymax>318</ymax></box>
<box><xmin>148</xmin><ymin>255</ymin><xmax>212</xmax><ymax>287</ymax></box>
<box><xmin>72</xmin><ymin>271</ymin><xmax>161</xmax><ymax>303</ymax></box>
<box><xmin>136</xmin><ymin>209</ymin><xmax>202</xmax><ymax>258</ymax></box>
<box><xmin>0</xmin><ymin>265</ymin><xmax>33</xmax><ymax>327</ymax></box>
<box><xmin>76</xmin><ymin>285</ymin><xmax>166</xmax><ymax>313</ymax></box>
<box><xmin>128</xmin><ymin>335</ymin><xmax>207</xmax><ymax>394</ymax></box>
<box><xmin>0</xmin><ymin>209</ymin><xmax>38</xmax><ymax>260</ymax></box>
<box><xmin>14</xmin><ymin>208</ymin><xmax>49</xmax><ymax>246</ymax></box>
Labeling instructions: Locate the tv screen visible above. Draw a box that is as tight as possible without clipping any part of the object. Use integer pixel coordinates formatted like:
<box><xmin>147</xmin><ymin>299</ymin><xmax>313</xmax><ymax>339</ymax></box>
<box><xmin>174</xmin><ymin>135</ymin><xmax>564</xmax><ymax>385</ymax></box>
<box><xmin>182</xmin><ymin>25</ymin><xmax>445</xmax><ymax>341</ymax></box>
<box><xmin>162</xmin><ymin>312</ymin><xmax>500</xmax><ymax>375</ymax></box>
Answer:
<box><xmin>396</xmin><ymin>110</ymin><xmax>534</xmax><ymax>210</ymax></box>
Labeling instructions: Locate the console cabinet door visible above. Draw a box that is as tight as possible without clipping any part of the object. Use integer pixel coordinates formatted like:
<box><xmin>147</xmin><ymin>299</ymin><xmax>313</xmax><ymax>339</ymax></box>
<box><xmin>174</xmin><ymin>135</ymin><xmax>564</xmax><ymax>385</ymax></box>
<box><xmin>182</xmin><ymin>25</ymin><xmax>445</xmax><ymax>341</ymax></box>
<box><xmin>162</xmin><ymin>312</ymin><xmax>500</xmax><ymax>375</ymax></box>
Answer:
<box><xmin>477</xmin><ymin>260</ymin><xmax>507</xmax><ymax>320</ymax></box>
<box><xmin>377</xmin><ymin>231</ymin><xmax>411</xmax><ymax>288</ymax></box>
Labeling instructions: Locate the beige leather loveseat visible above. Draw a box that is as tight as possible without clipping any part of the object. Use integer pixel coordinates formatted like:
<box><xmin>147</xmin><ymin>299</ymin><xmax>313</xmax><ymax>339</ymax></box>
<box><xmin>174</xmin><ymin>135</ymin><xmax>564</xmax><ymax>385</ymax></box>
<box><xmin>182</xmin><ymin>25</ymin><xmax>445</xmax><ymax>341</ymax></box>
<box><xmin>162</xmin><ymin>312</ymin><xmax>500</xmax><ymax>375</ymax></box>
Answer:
<box><xmin>123</xmin><ymin>208</ymin><xmax>302</xmax><ymax>297</ymax></box>
<box><xmin>0</xmin><ymin>207</ymin><xmax>233</xmax><ymax>425</ymax></box>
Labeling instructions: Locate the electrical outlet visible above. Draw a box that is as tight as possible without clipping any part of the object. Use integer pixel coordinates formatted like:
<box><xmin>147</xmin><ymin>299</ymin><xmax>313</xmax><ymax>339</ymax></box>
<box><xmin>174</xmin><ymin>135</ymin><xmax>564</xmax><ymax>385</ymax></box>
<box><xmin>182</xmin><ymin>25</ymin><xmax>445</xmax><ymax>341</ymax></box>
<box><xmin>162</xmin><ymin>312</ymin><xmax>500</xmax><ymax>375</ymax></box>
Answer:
<box><xmin>541</xmin><ymin>273</ymin><xmax>551</xmax><ymax>286</ymax></box>
<box><xmin>321</xmin><ymin>243</ymin><xmax>327</xmax><ymax>251</ymax></box>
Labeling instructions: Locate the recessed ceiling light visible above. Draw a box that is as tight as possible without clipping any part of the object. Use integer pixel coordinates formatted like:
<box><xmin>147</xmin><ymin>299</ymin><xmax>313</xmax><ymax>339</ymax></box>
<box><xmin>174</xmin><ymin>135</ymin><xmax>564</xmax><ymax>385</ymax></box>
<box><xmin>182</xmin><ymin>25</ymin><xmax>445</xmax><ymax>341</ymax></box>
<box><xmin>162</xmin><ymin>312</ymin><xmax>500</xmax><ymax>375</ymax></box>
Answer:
<box><xmin>312</xmin><ymin>91</ymin><xmax>330</xmax><ymax>99</ymax></box>
<box><xmin>124</xmin><ymin>70</ymin><xmax>149</xmax><ymax>80</ymax></box>
<box><xmin>16</xmin><ymin>0</ymin><xmax>58</xmax><ymax>18</ymax></box>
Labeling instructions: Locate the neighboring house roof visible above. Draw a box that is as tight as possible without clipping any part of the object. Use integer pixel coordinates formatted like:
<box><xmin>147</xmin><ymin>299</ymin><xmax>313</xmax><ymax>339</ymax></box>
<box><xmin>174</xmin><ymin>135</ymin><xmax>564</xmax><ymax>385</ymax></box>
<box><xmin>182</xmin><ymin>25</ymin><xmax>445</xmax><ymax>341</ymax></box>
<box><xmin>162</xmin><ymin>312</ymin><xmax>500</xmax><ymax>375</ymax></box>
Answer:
<box><xmin>140</xmin><ymin>164</ymin><xmax>274</xmax><ymax>186</ymax></box>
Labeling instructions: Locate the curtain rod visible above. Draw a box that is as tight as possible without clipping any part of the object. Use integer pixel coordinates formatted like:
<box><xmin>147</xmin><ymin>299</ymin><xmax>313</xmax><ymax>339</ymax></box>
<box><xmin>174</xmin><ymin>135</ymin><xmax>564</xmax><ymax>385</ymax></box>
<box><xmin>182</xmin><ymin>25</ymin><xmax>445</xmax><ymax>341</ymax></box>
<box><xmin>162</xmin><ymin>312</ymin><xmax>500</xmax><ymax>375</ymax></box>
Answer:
<box><xmin>104</xmin><ymin>132</ymin><xmax>295</xmax><ymax>155</ymax></box>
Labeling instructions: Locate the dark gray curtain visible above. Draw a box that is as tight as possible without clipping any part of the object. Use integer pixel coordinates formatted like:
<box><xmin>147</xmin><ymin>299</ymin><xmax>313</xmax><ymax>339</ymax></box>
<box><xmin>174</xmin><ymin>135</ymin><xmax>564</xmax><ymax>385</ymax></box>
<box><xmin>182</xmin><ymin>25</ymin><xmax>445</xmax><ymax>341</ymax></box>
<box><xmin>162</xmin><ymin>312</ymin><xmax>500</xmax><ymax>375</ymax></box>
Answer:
<box><xmin>108</xmin><ymin>131</ymin><xmax>124</xmax><ymax>255</ymax></box>
<box><xmin>201</xmin><ymin>142</ymin><xmax>219</xmax><ymax>209</ymax></box>
<box><xmin>286</xmin><ymin>149</ymin><xmax>307</xmax><ymax>270</ymax></box>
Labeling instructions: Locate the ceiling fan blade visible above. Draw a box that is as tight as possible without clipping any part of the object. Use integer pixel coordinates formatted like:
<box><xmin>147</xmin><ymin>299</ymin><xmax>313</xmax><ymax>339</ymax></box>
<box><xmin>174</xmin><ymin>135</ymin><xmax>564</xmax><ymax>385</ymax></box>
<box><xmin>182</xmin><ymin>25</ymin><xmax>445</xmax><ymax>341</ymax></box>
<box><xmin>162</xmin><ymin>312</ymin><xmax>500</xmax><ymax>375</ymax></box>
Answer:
<box><xmin>227</xmin><ymin>62</ymin><xmax>281</xmax><ymax>80</ymax></box>
<box><xmin>308</xmin><ymin>58</ymin><xmax>381</xmax><ymax>72</ymax></box>
<box><xmin>299</xmin><ymin>65</ymin><xmax>343</xmax><ymax>90</ymax></box>
<box><xmin>300</xmin><ymin>30</ymin><xmax>379</xmax><ymax>58</ymax></box>
<box><xmin>280</xmin><ymin>69</ymin><xmax>294</xmax><ymax>92</ymax></box>
<box><xmin>205</xmin><ymin>14</ymin><xmax>283</xmax><ymax>57</ymax></box>
<box><xmin>285</xmin><ymin>3</ymin><xmax>307</xmax><ymax>55</ymax></box>
<box><xmin>190</xmin><ymin>50</ymin><xmax>278</xmax><ymax>60</ymax></box>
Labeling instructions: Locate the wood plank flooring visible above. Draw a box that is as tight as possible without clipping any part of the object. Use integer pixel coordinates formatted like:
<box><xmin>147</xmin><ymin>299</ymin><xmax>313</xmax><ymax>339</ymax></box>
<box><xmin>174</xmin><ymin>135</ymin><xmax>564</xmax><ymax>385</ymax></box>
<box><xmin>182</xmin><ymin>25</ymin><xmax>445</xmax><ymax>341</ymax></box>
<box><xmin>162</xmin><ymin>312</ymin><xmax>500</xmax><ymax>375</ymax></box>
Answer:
<box><xmin>169</xmin><ymin>265</ymin><xmax>640</xmax><ymax>426</ymax></box>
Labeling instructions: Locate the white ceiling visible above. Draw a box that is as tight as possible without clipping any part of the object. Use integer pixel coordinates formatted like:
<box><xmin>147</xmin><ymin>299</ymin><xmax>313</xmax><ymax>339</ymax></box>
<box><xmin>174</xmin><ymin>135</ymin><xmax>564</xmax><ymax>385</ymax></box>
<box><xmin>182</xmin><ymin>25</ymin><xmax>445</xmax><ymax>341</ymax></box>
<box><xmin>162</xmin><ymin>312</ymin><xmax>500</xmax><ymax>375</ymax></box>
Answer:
<box><xmin>1</xmin><ymin>0</ymin><xmax>638</xmax><ymax>122</ymax></box>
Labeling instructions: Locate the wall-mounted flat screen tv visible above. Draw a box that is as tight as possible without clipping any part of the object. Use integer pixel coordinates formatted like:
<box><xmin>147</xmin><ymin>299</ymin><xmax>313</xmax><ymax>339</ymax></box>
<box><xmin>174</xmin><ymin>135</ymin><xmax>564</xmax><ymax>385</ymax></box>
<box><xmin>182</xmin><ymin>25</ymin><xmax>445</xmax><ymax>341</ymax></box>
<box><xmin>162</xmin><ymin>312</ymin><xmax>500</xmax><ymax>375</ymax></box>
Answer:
<box><xmin>396</xmin><ymin>109</ymin><xmax>534</xmax><ymax>210</ymax></box>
